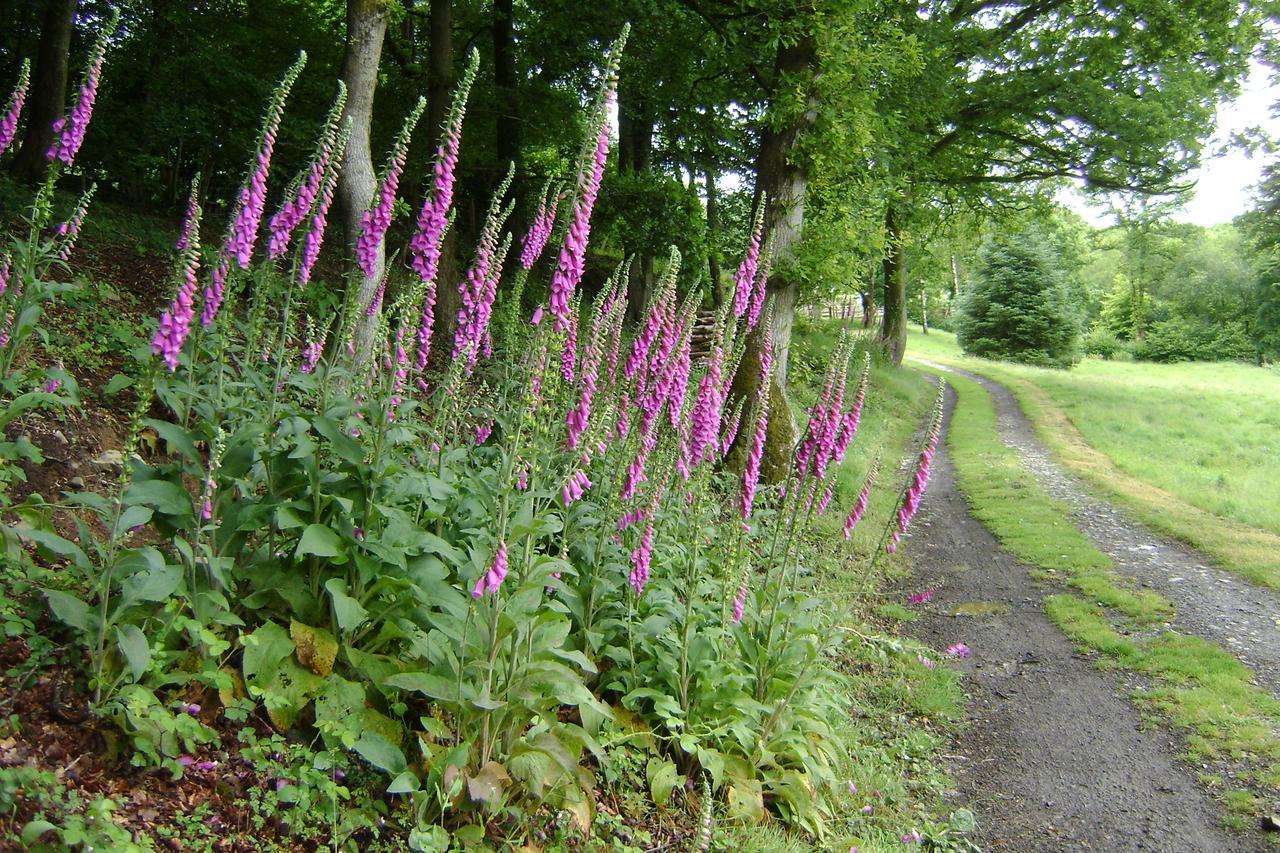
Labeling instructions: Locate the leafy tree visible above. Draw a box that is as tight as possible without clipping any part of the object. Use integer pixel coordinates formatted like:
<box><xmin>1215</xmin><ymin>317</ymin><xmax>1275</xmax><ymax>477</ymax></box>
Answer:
<box><xmin>955</xmin><ymin>227</ymin><xmax>1081</xmax><ymax>368</ymax></box>
<box><xmin>878</xmin><ymin>0</ymin><xmax>1263</xmax><ymax>363</ymax></box>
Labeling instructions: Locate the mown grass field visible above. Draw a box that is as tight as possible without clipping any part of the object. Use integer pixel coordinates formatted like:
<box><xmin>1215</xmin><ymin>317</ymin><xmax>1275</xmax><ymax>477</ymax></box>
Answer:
<box><xmin>906</xmin><ymin>327</ymin><xmax>1280</xmax><ymax>586</ymax></box>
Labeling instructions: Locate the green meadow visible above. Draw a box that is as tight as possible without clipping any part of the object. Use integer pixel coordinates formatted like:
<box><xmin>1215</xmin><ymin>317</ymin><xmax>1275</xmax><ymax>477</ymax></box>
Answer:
<box><xmin>906</xmin><ymin>328</ymin><xmax>1280</xmax><ymax>584</ymax></box>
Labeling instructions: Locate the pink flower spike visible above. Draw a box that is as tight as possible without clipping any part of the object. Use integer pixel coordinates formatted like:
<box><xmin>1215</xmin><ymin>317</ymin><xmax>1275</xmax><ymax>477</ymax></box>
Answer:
<box><xmin>0</xmin><ymin>59</ymin><xmax>30</xmax><ymax>159</ymax></box>
<box><xmin>945</xmin><ymin>642</ymin><xmax>971</xmax><ymax>659</ymax></box>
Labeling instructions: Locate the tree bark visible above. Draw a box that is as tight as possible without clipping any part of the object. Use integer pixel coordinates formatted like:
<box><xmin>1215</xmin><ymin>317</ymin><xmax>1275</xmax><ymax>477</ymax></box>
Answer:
<box><xmin>880</xmin><ymin>205</ymin><xmax>908</xmax><ymax>365</ymax></box>
<box><xmin>339</xmin><ymin>0</ymin><xmax>389</xmax><ymax>364</ymax></box>
<box><xmin>11</xmin><ymin>0</ymin><xmax>76</xmax><ymax>184</ymax></box>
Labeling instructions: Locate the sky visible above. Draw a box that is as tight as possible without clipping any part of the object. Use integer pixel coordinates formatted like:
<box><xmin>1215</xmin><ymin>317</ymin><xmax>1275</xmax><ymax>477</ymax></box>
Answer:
<box><xmin>1059</xmin><ymin>61</ymin><xmax>1280</xmax><ymax>228</ymax></box>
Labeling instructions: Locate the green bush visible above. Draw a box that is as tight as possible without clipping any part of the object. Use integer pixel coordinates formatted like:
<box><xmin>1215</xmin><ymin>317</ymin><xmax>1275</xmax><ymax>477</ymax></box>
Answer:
<box><xmin>954</xmin><ymin>228</ymin><xmax>1081</xmax><ymax>368</ymax></box>
<box><xmin>1133</xmin><ymin>317</ymin><xmax>1255</xmax><ymax>363</ymax></box>
<box><xmin>1083</xmin><ymin>325</ymin><xmax>1129</xmax><ymax>360</ymax></box>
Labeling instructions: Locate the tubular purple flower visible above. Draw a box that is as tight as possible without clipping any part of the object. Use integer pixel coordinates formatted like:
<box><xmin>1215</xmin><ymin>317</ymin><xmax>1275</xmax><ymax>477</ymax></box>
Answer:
<box><xmin>300</xmin><ymin>323</ymin><xmax>327</xmax><ymax>374</ymax></box>
<box><xmin>889</xmin><ymin>385</ymin><xmax>945</xmax><ymax>552</ymax></box>
<box><xmin>549</xmin><ymin>92</ymin><xmax>614</xmax><ymax>332</ymax></box>
<box><xmin>46</xmin><ymin>16</ymin><xmax>115</xmax><ymax>166</ymax></box>
<box><xmin>357</xmin><ymin>97</ymin><xmax>425</xmax><ymax>277</ymax></box>
<box><xmin>296</xmin><ymin>122</ymin><xmax>349</xmax><ymax>287</ymax></box>
<box><xmin>228</xmin><ymin>54</ymin><xmax>306</xmax><ymax>269</ymax></box>
<box><xmin>471</xmin><ymin>541</ymin><xmax>510</xmax><ymax>598</ymax></box>
<box><xmin>629</xmin><ymin>521</ymin><xmax>654</xmax><ymax>595</ymax></box>
<box><xmin>0</xmin><ymin>254</ymin><xmax>10</xmax><ymax>298</ymax></box>
<box><xmin>732</xmin><ymin>204</ymin><xmax>765</xmax><ymax>317</ymax></box>
<box><xmin>720</xmin><ymin>404</ymin><xmax>743</xmax><ymax>458</ymax></box>
<box><xmin>816</xmin><ymin>482</ymin><xmax>835</xmax><ymax>515</ymax></box>
<box><xmin>201</xmin><ymin>54</ymin><xmax>306</xmax><ymax>327</ymax></box>
<box><xmin>0</xmin><ymin>59</ymin><xmax>30</xmax><ymax>158</ymax></box>
<box><xmin>746</xmin><ymin>247</ymin><xmax>773</xmax><ymax>330</ymax></box>
<box><xmin>688</xmin><ymin>345</ymin><xmax>726</xmax><ymax>466</ymax></box>
<box><xmin>412</xmin><ymin>52</ymin><xmax>478</xmax><ymax>366</ymax></box>
<box><xmin>268</xmin><ymin>84</ymin><xmax>347</xmax><ymax>260</ymax></box>
<box><xmin>740</xmin><ymin>394</ymin><xmax>770</xmax><ymax>519</ymax></box>
<box><xmin>732</xmin><ymin>569</ymin><xmax>750</xmax><ymax>623</ymax></box>
<box><xmin>475</xmin><ymin>419</ymin><xmax>493</xmax><ymax>445</ymax></box>
<box><xmin>519</xmin><ymin>184</ymin><xmax>560</xmax><ymax>271</ymax></box>
<box><xmin>453</xmin><ymin>168</ymin><xmax>514</xmax><ymax>369</ymax></box>
<box><xmin>567</xmin><ymin>299</ymin><xmax>612</xmax><ymax>449</ymax></box>
<box><xmin>151</xmin><ymin>179</ymin><xmax>203</xmax><ymax>371</ymax></box>
<box><xmin>365</xmin><ymin>273</ymin><xmax>388</xmax><ymax>317</ymax></box>
<box><xmin>562</xmin><ymin>469</ymin><xmax>591</xmax><ymax>505</ymax></box>
<box><xmin>833</xmin><ymin>353</ymin><xmax>871</xmax><ymax>464</ymax></box>
<box><xmin>842</xmin><ymin>463</ymin><xmax>877</xmax><ymax>540</ymax></box>
<box><xmin>54</xmin><ymin>184</ymin><xmax>95</xmax><ymax>262</ymax></box>
<box><xmin>549</xmin><ymin>29</ymin><xmax>626</xmax><ymax>331</ymax></box>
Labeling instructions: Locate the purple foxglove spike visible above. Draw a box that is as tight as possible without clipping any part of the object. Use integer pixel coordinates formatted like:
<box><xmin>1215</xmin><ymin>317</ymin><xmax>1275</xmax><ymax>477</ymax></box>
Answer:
<box><xmin>357</xmin><ymin>97</ymin><xmax>425</xmax><ymax>278</ymax></box>
<box><xmin>0</xmin><ymin>59</ymin><xmax>30</xmax><ymax>158</ymax></box>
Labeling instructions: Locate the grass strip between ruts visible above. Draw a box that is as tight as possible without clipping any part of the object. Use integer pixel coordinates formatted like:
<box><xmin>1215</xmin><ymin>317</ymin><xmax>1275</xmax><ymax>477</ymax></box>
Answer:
<box><xmin>924</xmin><ymin>365</ymin><xmax>1280</xmax><ymax>829</ymax></box>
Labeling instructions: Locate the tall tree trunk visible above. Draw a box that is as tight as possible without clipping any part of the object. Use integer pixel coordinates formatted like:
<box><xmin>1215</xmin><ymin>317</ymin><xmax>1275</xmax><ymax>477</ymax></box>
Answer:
<box><xmin>339</xmin><ymin>0</ymin><xmax>389</xmax><ymax>363</ymax></box>
<box><xmin>880</xmin><ymin>205</ymin><xmax>908</xmax><ymax>364</ymax></box>
<box><xmin>920</xmin><ymin>290</ymin><xmax>928</xmax><ymax>334</ymax></box>
<box><xmin>730</xmin><ymin>33</ymin><xmax>817</xmax><ymax>481</ymax></box>
<box><xmin>425</xmin><ymin>0</ymin><xmax>458</xmax><ymax>361</ymax></box>
<box><xmin>492</xmin><ymin>0</ymin><xmax>519</xmax><ymax>170</ymax></box>
<box><xmin>11</xmin><ymin>0</ymin><xmax>76</xmax><ymax>184</ymax></box>
<box><xmin>705</xmin><ymin>165</ymin><xmax>723</xmax><ymax>306</ymax></box>
<box><xmin>618</xmin><ymin>83</ymin><xmax>654</xmax><ymax>321</ymax></box>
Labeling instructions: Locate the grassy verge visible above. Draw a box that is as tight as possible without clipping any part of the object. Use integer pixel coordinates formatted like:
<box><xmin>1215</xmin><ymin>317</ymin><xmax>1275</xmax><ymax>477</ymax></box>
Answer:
<box><xmin>930</xmin><ymin>363</ymin><xmax>1280</xmax><ymax>828</ymax></box>
<box><xmin>907</xmin><ymin>328</ymin><xmax>1280</xmax><ymax>588</ymax></box>
<box><xmin>721</xmin><ymin>318</ymin><xmax>977</xmax><ymax>851</ymax></box>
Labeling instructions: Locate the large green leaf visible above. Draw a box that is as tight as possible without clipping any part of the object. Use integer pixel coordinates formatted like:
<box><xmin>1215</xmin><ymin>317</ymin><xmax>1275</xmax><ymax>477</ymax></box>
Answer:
<box><xmin>296</xmin><ymin>523</ymin><xmax>344</xmax><ymax>559</ymax></box>
<box><xmin>43</xmin><ymin>589</ymin><xmax>91</xmax><ymax>632</ymax></box>
<box><xmin>124</xmin><ymin>478</ymin><xmax>192</xmax><ymax>516</ymax></box>
<box><xmin>384</xmin><ymin>671</ymin><xmax>465</xmax><ymax>703</ymax></box>
<box><xmin>325</xmin><ymin>578</ymin><xmax>369</xmax><ymax>634</ymax></box>
<box><xmin>646</xmin><ymin>758</ymin><xmax>684</xmax><ymax>806</ymax></box>
<box><xmin>353</xmin><ymin>732</ymin><xmax>406</xmax><ymax>774</ymax></box>
<box><xmin>115</xmin><ymin>624</ymin><xmax>151</xmax><ymax>681</ymax></box>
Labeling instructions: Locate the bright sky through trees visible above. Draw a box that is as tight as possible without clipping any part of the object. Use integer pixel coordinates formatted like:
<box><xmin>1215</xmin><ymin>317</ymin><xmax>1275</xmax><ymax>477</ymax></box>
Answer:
<box><xmin>1061</xmin><ymin>62</ymin><xmax>1280</xmax><ymax>228</ymax></box>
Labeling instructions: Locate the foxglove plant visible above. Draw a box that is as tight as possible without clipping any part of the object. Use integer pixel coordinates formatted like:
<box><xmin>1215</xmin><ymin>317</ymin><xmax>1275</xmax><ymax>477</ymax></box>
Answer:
<box><xmin>356</xmin><ymin>96</ymin><xmax>426</xmax><ymax>277</ymax></box>
<box><xmin>732</xmin><ymin>203</ymin><xmax>765</xmax><ymax>317</ymax></box>
<box><xmin>888</xmin><ymin>384</ymin><xmax>945</xmax><ymax>553</ymax></box>
<box><xmin>519</xmin><ymin>182</ymin><xmax>560</xmax><ymax>271</ymax></box>
<box><xmin>54</xmin><ymin>184</ymin><xmax>95</xmax><ymax>262</ymax></box>
<box><xmin>842</xmin><ymin>462</ymin><xmax>878</xmax><ymax>539</ymax></box>
<box><xmin>151</xmin><ymin>178</ymin><xmax>204</xmax><ymax>371</ymax></box>
<box><xmin>202</xmin><ymin>52</ymin><xmax>307</xmax><ymax>327</ymax></box>
<box><xmin>548</xmin><ymin>27</ymin><xmax>627</xmax><ymax>332</ymax></box>
<box><xmin>453</xmin><ymin>166</ymin><xmax>514</xmax><ymax>369</ymax></box>
<box><xmin>46</xmin><ymin>14</ymin><xmax>116</xmax><ymax>167</ymax></box>
<box><xmin>0</xmin><ymin>59</ymin><xmax>30</xmax><ymax>158</ymax></box>
<box><xmin>296</xmin><ymin>119</ymin><xmax>351</xmax><ymax>287</ymax></box>
<box><xmin>412</xmin><ymin>51</ymin><xmax>479</xmax><ymax>369</ymax></box>
<box><xmin>267</xmin><ymin>83</ymin><xmax>348</xmax><ymax>260</ymax></box>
